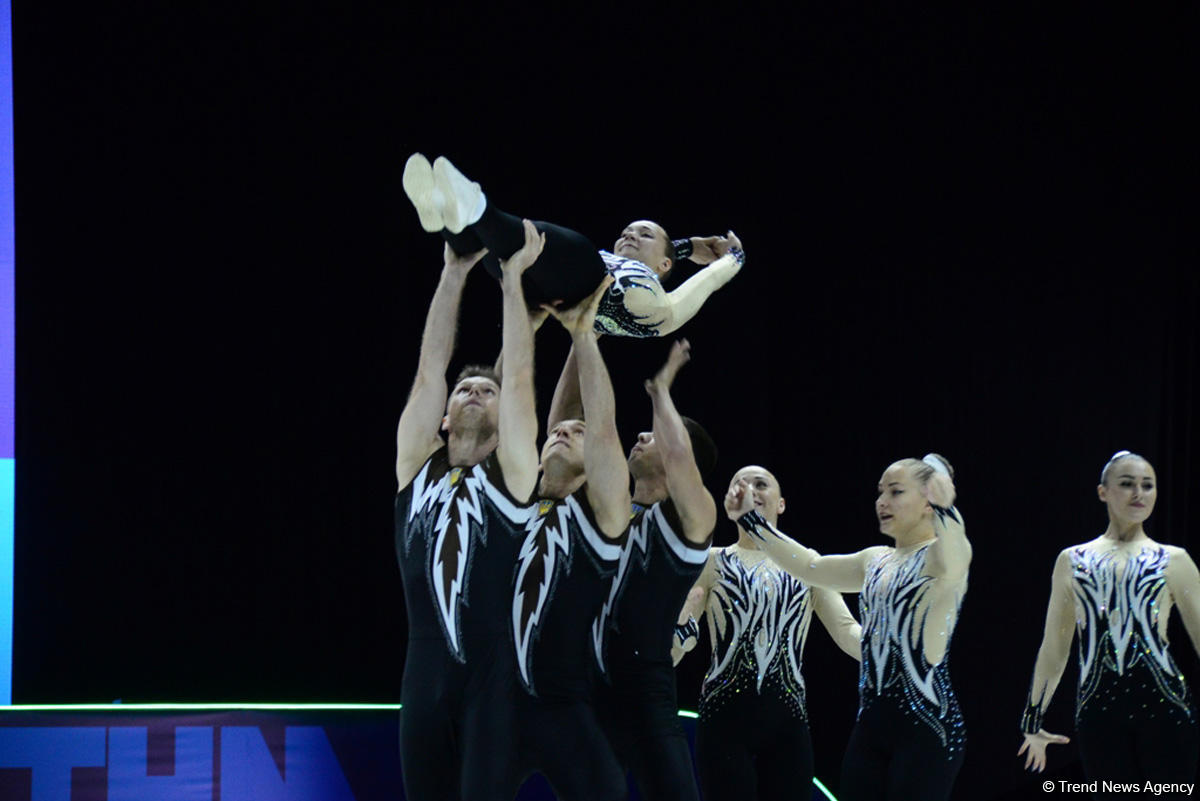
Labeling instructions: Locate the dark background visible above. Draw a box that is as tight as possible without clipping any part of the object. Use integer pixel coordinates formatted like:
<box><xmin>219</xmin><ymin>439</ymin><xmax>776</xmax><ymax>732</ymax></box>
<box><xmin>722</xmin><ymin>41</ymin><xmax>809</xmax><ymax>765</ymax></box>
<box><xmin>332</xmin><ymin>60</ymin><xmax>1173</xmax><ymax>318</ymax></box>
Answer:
<box><xmin>10</xmin><ymin>3</ymin><xmax>1195</xmax><ymax>799</ymax></box>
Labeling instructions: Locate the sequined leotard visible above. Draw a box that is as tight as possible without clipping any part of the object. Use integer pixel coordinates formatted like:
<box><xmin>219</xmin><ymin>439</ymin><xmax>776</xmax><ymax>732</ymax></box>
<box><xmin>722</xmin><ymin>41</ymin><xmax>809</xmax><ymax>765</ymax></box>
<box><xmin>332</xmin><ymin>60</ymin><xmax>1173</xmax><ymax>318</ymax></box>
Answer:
<box><xmin>840</xmin><ymin>507</ymin><xmax>968</xmax><ymax>801</ymax></box>
<box><xmin>1069</xmin><ymin>546</ymin><xmax>1192</xmax><ymax>721</ymax></box>
<box><xmin>856</xmin><ymin>541</ymin><xmax>966</xmax><ymax>756</ymax></box>
<box><xmin>699</xmin><ymin>549</ymin><xmax>814</xmax><ymax>719</ymax></box>
<box><xmin>1023</xmin><ymin>544</ymin><xmax>1198</xmax><ymax>786</ymax></box>
<box><xmin>694</xmin><ymin>547</ymin><xmax>830</xmax><ymax>801</ymax></box>
<box><xmin>442</xmin><ymin>202</ymin><xmax>743</xmax><ymax>338</ymax></box>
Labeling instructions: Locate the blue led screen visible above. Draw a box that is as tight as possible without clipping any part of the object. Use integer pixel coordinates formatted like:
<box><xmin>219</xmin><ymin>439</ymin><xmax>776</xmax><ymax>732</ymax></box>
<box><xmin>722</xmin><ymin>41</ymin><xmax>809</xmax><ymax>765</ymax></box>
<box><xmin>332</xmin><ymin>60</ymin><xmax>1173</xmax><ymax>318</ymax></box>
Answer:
<box><xmin>0</xmin><ymin>0</ymin><xmax>15</xmax><ymax>705</ymax></box>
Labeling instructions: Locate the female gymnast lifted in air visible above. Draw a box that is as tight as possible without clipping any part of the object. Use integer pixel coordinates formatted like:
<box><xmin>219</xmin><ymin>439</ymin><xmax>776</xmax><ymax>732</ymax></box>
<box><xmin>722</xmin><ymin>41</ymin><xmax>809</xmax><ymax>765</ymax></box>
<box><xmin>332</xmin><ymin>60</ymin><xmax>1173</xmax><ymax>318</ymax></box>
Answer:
<box><xmin>402</xmin><ymin>152</ymin><xmax>743</xmax><ymax>338</ymax></box>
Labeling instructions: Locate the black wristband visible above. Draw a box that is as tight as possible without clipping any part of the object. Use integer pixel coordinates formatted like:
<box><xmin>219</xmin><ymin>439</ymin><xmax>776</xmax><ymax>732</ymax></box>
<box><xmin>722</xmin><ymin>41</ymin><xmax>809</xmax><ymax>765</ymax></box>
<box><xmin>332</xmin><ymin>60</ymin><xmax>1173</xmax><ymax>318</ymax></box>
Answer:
<box><xmin>728</xmin><ymin>246</ymin><xmax>745</xmax><ymax>267</ymax></box>
<box><xmin>1021</xmin><ymin>687</ymin><xmax>1045</xmax><ymax>734</ymax></box>
<box><xmin>671</xmin><ymin>238</ymin><xmax>693</xmax><ymax>261</ymax></box>
<box><xmin>1020</xmin><ymin>704</ymin><xmax>1044</xmax><ymax>735</ymax></box>
<box><xmin>738</xmin><ymin>509</ymin><xmax>769</xmax><ymax>541</ymax></box>
<box><xmin>674</xmin><ymin>617</ymin><xmax>699</xmax><ymax>647</ymax></box>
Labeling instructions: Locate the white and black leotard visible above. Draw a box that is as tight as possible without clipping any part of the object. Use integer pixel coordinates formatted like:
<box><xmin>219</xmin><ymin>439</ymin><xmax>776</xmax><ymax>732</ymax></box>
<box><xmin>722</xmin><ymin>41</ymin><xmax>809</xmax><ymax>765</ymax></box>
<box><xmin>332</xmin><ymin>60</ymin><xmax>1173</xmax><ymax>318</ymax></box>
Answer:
<box><xmin>594</xmin><ymin>500</ymin><xmax>712</xmax><ymax>674</ymax></box>
<box><xmin>839</xmin><ymin>506</ymin><xmax>968</xmax><ymax>801</ymax></box>
<box><xmin>507</xmin><ymin>487</ymin><xmax>629</xmax><ymax>801</ymax></box>
<box><xmin>393</xmin><ymin>447</ymin><xmax>528</xmax><ymax>801</ymax></box>
<box><xmin>700</xmin><ymin>548</ymin><xmax>815</xmax><ymax>719</ymax></box>
<box><xmin>1023</xmin><ymin>544</ymin><xmax>1197</xmax><ymax>785</ymax></box>
<box><xmin>856</xmin><ymin>542</ymin><xmax>966</xmax><ymax>753</ymax></box>
<box><xmin>593</xmin><ymin>499</ymin><xmax>711</xmax><ymax>801</ymax></box>
<box><xmin>1069</xmin><ymin>545</ymin><xmax>1191</xmax><ymax>722</ymax></box>
<box><xmin>444</xmin><ymin>206</ymin><xmax>743</xmax><ymax>338</ymax></box>
<box><xmin>592</xmin><ymin>251</ymin><xmax>741</xmax><ymax>338</ymax></box>
<box><xmin>694</xmin><ymin>547</ymin><xmax>826</xmax><ymax>801</ymax></box>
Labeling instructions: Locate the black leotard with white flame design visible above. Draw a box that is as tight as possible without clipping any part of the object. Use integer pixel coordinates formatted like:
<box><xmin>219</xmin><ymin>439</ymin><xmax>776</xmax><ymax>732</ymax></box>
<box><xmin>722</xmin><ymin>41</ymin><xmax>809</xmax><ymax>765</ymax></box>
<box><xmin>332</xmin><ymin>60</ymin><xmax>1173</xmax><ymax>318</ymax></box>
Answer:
<box><xmin>593</xmin><ymin>499</ymin><xmax>711</xmax><ymax>674</ymax></box>
<box><xmin>394</xmin><ymin>447</ymin><xmax>527</xmax><ymax>662</ymax></box>
<box><xmin>511</xmin><ymin>488</ymin><xmax>626</xmax><ymax>700</ymax></box>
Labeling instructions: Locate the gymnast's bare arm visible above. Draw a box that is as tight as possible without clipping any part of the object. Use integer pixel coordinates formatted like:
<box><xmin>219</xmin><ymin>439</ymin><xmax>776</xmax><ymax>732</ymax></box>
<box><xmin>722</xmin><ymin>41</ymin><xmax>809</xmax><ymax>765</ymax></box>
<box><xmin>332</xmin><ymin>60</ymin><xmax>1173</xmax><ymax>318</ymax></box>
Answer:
<box><xmin>672</xmin><ymin>553</ymin><xmax>718</xmax><ymax>665</ymax></box>
<box><xmin>1017</xmin><ymin>549</ymin><xmax>1075</xmax><ymax>773</ymax></box>
<box><xmin>494</xmin><ymin>220</ymin><xmax>545</xmax><ymax>503</ymax></box>
<box><xmin>724</xmin><ymin>480</ymin><xmax>882</xmax><ymax>593</ymax></box>
<box><xmin>646</xmin><ymin>340</ymin><xmax>716</xmax><ymax>545</ymax></box>
<box><xmin>546</xmin><ymin>278</ymin><xmax>631</xmax><ymax>539</ymax></box>
<box><xmin>394</xmin><ymin>244</ymin><xmax>489</xmax><ymax>489</ymax></box>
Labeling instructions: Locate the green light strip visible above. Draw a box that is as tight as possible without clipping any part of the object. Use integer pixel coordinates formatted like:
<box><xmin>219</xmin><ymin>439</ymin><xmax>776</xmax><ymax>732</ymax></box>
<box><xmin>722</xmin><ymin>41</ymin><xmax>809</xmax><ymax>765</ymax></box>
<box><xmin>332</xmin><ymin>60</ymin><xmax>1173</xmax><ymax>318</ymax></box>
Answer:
<box><xmin>813</xmin><ymin>777</ymin><xmax>839</xmax><ymax>801</ymax></box>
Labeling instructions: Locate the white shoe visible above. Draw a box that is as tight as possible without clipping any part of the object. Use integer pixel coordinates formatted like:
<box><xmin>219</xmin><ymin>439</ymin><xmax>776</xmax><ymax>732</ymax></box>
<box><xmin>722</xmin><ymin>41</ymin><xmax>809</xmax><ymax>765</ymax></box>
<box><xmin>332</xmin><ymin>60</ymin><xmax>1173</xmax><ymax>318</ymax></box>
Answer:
<box><xmin>402</xmin><ymin>153</ymin><xmax>444</xmax><ymax>232</ymax></box>
<box><xmin>433</xmin><ymin>156</ymin><xmax>486</xmax><ymax>234</ymax></box>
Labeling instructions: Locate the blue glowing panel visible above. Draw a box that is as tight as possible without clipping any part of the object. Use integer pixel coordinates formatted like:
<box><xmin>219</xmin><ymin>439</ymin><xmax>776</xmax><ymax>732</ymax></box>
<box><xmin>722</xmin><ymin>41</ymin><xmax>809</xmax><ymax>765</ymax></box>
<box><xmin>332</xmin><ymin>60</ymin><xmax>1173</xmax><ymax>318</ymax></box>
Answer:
<box><xmin>0</xmin><ymin>0</ymin><xmax>13</xmax><ymax>704</ymax></box>
<box><xmin>0</xmin><ymin>463</ymin><xmax>9</xmax><ymax>705</ymax></box>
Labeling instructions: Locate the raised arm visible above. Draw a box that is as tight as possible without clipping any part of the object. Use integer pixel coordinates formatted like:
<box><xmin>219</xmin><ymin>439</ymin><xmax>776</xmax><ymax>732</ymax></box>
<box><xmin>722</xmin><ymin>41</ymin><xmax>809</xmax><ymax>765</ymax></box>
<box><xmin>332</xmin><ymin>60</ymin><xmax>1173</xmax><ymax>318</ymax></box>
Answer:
<box><xmin>494</xmin><ymin>220</ymin><xmax>545</xmax><ymax>504</ymax></box>
<box><xmin>546</xmin><ymin>277</ymin><xmax>630</xmax><ymax>539</ymax></box>
<box><xmin>726</xmin><ymin>480</ymin><xmax>875</xmax><ymax>593</ymax></box>
<box><xmin>546</xmin><ymin>344</ymin><xmax>582</xmax><ymax>431</ymax></box>
<box><xmin>655</xmin><ymin>232</ymin><xmax>744</xmax><ymax>336</ymax></box>
<box><xmin>1017</xmin><ymin>549</ymin><xmax>1075</xmax><ymax>772</ymax></box>
<box><xmin>811</xmin><ymin>587</ymin><xmax>863</xmax><ymax>661</ymax></box>
<box><xmin>395</xmin><ymin>244</ymin><xmax>488</xmax><ymax>488</ymax></box>
<box><xmin>493</xmin><ymin>307</ymin><xmax>547</xmax><ymax>385</ymax></box>
<box><xmin>645</xmin><ymin>340</ymin><xmax>716</xmax><ymax>545</ymax></box>
<box><xmin>1167</xmin><ymin>547</ymin><xmax>1200</xmax><ymax>663</ymax></box>
<box><xmin>672</xmin><ymin>550</ymin><xmax>718</xmax><ymax>665</ymax></box>
<box><xmin>921</xmin><ymin>465</ymin><xmax>972</xmax><ymax>580</ymax></box>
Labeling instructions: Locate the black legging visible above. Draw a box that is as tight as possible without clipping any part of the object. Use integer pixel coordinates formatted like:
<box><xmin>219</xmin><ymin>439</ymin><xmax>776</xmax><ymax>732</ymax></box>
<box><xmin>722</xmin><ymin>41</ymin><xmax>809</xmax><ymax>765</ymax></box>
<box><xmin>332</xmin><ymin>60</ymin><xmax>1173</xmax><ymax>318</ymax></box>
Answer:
<box><xmin>596</xmin><ymin>664</ymin><xmax>701</xmax><ymax>801</ymax></box>
<box><xmin>510</xmin><ymin>695</ymin><xmax>628</xmax><ymax>801</ymax></box>
<box><xmin>839</xmin><ymin>700</ymin><xmax>964</xmax><ymax>801</ymax></box>
<box><xmin>695</xmin><ymin>689</ymin><xmax>814</xmax><ymax>801</ymax></box>
<box><xmin>1075</xmin><ymin>665</ymin><xmax>1199</xmax><ymax>789</ymax></box>
<box><xmin>399</xmin><ymin>639</ymin><xmax>518</xmax><ymax>801</ymax></box>
<box><xmin>443</xmin><ymin>204</ymin><xmax>607</xmax><ymax>307</ymax></box>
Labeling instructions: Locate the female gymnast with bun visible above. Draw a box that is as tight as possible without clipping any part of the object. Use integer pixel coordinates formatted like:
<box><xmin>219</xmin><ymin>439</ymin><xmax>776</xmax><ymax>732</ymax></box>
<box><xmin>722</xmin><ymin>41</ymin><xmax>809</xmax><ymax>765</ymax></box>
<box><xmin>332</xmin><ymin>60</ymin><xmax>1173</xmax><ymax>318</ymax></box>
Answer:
<box><xmin>728</xmin><ymin>453</ymin><xmax>971</xmax><ymax>801</ymax></box>
<box><xmin>1018</xmin><ymin>451</ymin><xmax>1200</xmax><ymax>787</ymax></box>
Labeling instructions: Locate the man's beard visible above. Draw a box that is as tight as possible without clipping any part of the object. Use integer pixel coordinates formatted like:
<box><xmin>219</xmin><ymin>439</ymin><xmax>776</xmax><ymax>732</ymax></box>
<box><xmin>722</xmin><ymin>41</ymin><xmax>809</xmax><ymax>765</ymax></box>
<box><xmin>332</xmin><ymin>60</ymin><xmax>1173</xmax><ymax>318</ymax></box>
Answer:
<box><xmin>628</xmin><ymin>453</ymin><xmax>664</xmax><ymax>483</ymax></box>
<box><xmin>449</xmin><ymin>406</ymin><xmax>496</xmax><ymax>440</ymax></box>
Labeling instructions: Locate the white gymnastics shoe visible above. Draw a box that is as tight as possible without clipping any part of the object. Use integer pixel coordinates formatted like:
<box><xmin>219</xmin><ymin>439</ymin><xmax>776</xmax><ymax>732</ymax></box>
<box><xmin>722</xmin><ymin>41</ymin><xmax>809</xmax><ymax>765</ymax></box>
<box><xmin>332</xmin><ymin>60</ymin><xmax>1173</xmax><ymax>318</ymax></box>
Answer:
<box><xmin>433</xmin><ymin>156</ymin><xmax>486</xmax><ymax>234</ymax></box>
<box><xmin>402</xmin><ymin>153</ymin><xmax>444</xmax><ymax>232</ymax></box>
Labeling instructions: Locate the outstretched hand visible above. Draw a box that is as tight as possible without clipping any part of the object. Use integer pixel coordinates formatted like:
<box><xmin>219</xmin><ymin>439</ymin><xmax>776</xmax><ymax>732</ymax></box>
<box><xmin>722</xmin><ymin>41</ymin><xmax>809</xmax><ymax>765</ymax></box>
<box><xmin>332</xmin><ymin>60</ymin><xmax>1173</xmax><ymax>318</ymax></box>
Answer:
<box><xmin>688</xmin><ymin>230</ymin><xmax>743</xmax><ymax>264</ymax></box>
<box><xmin>923</xmin><ymin>471</ymin><xmax>956</xmax><ymax>509</ymax></box>
<box><xmin>545</xmin><ymin>275</ymin><xmax>614</xmax><ymax>338</ymax></box>
<box><xmin>444</xmin><ymin>243</ymin><xmax>489</xmax><ymax>274</ymax></box>
<box><xmin>645</xmin><ymin>339</ymin><xmax>691</xmax><ymax>397</ymax></box>
<box><xmin>724</xmin><ymin>478</ymin><xmax>755</xmax><ymax>521</ymax></box>
<box><xmin>500</xmin><ymin>219</ymin><xmax>546</xmax><ymax>277</ymax></box>
<box><xmin>1017</xmin><ymin>730</ymin><xmax>1070</xmax><ymax>773</ymax></box>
